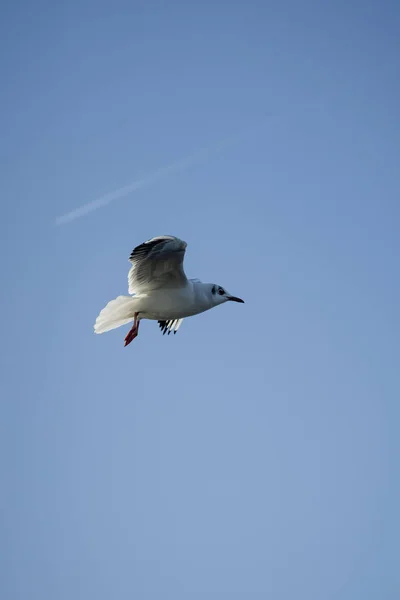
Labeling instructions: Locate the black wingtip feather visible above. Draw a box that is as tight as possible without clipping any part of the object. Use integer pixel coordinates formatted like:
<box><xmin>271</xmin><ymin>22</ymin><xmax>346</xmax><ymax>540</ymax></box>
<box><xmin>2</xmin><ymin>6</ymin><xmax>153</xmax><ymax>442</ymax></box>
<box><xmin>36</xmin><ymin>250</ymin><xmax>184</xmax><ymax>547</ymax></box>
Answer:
<box><xmin>158</xmin><ymin>320</ymin><xmax>180</xmax><ymax>336</ymax></box>
<box><xmin>129</xmin><ymin>236</ymin><xmax>177</xmax><ymax>262</ymax></box>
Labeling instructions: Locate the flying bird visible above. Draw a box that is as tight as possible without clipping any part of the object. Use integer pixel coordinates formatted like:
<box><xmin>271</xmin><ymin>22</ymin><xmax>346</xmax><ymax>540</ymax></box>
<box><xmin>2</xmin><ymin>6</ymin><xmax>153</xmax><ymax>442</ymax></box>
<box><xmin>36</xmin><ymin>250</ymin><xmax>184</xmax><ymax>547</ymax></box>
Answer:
<box><xmin>94</xmin><ymin>235</ymin><xmax>244</xmax><ymax>346</ymax></box>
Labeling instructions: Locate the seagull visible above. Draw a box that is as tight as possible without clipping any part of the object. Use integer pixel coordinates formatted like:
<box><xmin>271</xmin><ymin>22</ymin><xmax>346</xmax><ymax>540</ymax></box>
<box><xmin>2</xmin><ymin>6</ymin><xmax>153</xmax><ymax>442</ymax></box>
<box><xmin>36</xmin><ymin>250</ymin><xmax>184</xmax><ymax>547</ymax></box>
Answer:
<box><xmin>94</xmin><ymin>235</ymin><xmax>244</xmax><ymax>346</ymax></box>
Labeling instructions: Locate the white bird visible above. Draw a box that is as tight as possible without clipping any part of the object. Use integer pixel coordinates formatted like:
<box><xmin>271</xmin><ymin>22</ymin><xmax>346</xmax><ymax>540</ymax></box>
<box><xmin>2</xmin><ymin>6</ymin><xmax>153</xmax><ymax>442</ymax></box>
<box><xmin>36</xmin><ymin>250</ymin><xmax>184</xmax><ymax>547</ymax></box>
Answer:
<box><xmin>94</xmin><ymin>235</ymin><xmax>244</xmax><ymax>346</ymax></box>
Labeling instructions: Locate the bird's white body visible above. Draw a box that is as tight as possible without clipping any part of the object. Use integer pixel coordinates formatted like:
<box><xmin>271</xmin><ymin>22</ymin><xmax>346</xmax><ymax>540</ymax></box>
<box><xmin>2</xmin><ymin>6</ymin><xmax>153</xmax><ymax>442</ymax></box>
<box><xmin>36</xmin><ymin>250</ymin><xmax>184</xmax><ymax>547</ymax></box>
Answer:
<box><xmin>94</xmin><ymin>235</ymin><xmax>244</xmax><ymax>343</ymax></box>
<box><xmin>133</xmin><ymin>280</ymin><xmax>214</xmax><ymax>320</ymax></box>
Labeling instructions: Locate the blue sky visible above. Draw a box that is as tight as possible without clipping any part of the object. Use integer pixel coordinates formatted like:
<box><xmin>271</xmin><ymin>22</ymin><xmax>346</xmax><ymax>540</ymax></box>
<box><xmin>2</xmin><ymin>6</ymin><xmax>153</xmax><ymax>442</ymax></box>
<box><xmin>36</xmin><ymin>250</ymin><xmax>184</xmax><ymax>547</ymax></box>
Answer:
<box><xmin>1</xmin><ymin>1</ymin><xmax>399</xmax><ymax>598</ymax></box>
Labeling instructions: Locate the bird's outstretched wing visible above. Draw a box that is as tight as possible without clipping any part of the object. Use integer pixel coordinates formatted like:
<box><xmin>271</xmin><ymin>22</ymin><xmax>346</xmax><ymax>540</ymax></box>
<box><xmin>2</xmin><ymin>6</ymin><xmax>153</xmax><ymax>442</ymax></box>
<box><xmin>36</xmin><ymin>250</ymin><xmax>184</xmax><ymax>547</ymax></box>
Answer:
<box><xmin>158</xmin><ymin>318</ymin><xmax>184</xmax><ymax>335</ymax></box>
<box><xmin>128</xmin><ymin>235</ymin><xmax>188</xmax><ymax>294</ymax></box>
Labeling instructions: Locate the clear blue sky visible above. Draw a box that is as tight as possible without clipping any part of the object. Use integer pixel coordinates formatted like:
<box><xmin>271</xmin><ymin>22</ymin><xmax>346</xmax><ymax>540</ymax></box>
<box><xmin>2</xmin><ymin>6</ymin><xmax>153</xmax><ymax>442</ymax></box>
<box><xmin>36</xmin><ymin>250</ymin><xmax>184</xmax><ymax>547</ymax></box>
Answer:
<box><xmin>1</xmin><ymin>1</ymin><xmax>399</xmax><ymax>599</ymax></box>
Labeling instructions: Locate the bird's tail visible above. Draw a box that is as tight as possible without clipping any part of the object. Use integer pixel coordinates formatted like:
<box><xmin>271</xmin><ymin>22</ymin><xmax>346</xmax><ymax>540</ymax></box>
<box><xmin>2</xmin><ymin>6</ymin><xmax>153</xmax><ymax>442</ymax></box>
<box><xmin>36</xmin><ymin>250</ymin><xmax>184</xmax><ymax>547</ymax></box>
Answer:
<box><xmin>94</xmin><ymin>295</ymin><xmax>137</xmax><ymax>334</ymax></box>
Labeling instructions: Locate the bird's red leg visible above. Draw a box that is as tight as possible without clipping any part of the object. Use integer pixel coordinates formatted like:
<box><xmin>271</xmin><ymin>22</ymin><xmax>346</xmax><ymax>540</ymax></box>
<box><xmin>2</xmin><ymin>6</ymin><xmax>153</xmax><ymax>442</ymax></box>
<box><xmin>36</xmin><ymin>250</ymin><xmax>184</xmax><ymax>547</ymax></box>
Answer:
<box><xmin>124</xmin><ymin>313</ymin><xmax>140</xmax><ymax>347</ymax></box>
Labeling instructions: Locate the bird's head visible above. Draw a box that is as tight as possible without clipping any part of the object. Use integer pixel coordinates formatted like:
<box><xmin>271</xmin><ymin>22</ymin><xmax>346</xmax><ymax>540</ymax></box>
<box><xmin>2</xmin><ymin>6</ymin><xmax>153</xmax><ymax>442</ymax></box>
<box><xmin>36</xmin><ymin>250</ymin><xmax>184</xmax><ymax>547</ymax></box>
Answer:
<box><xmin>209</xmin><ymin>283</ymin><xmax>245</xmax><ymax>307</ymax></box>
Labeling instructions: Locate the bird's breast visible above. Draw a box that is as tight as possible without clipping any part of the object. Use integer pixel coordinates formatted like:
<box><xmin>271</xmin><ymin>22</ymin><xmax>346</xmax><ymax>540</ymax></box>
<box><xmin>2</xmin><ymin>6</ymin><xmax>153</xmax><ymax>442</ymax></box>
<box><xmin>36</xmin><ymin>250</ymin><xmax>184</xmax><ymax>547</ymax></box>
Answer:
<box><xmin>135</xmin><ymin>286</ymin><xmax>210</xmax><ymax>320</ymax></box>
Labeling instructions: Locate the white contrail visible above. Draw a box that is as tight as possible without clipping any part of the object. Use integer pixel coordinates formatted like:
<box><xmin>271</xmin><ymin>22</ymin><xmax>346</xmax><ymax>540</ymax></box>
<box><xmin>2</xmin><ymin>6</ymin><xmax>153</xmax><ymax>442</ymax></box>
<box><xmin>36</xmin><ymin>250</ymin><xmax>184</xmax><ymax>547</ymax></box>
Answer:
<box><xmin>55</xmin><ymin>121</ymin><xmax>265</xmax><ymax>225</ymax></box>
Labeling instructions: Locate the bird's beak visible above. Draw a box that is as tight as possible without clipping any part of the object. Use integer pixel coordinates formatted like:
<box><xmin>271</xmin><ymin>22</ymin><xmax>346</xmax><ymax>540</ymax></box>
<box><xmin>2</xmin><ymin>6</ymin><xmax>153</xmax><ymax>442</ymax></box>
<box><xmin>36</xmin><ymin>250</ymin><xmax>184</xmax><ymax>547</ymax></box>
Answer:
<box><xmin>227</xmin><ymin>295</ymin><xmax>244</xmax><ymax>303</ymax></box>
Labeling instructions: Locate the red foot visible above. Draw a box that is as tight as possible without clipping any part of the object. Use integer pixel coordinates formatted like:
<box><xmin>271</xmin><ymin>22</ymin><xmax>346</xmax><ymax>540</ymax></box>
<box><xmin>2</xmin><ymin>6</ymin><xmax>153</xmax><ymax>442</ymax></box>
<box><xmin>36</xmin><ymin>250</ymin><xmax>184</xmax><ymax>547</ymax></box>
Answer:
<box><xmin>124</xmin><ymin>325</ymin><xmax>138</xmax><ymax>347</ymax></box>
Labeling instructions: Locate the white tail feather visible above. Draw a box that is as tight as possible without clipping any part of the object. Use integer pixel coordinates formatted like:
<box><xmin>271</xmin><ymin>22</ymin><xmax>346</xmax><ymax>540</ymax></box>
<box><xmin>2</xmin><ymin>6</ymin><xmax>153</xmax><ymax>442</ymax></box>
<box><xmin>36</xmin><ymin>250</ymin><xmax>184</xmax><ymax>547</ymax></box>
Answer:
<box><xmin>94</xmin><ymin>295</ymin><xmax>137</xmax><ymax>334</ymax></box>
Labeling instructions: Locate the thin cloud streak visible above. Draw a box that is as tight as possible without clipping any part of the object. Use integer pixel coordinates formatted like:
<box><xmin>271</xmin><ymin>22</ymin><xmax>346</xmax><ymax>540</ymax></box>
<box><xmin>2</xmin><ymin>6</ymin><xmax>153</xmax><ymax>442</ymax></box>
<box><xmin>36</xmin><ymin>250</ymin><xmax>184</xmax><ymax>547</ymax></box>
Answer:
<box><xmin>55</xmin><ymin>120</ymin><xmax>268</xmax><ymax>225</ymax></box>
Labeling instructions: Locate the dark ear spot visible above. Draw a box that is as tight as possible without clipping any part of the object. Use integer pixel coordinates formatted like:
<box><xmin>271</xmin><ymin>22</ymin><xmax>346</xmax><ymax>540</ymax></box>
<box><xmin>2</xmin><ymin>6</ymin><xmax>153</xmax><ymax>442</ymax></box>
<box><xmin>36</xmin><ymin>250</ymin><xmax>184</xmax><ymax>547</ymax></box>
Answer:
<box><xmin>212</xmin><ymin>285</ymin><xmax>217</xmax><ymax>294</ymax></box>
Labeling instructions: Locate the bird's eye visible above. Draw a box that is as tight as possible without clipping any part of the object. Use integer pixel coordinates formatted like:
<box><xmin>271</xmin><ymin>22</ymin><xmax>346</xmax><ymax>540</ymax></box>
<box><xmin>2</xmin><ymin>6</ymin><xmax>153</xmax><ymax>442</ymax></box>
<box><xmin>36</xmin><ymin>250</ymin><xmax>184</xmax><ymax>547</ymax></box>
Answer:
<box><xmin>218</xmin><ymin>288</ymin><xmax>224</xmax><ymax>295</ymax></box>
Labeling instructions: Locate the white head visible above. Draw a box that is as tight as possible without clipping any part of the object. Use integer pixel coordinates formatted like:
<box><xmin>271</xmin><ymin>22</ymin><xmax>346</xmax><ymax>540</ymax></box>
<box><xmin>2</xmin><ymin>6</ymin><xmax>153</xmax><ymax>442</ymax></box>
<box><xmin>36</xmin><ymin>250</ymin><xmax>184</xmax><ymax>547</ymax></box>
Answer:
<box><xmin>209</xmin><ymin>283</ymin><xmax>245</xmax><ymax>307</ymax></box>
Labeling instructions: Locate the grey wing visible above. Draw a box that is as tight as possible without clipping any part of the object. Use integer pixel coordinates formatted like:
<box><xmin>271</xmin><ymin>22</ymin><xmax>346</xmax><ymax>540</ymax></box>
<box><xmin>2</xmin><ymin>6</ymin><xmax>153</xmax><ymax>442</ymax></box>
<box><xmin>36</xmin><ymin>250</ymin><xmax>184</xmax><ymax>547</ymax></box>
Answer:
<box><xmin>128</xmin><ymin>235</ymin><xmax>188</xmax><ymax>294</ymax></box>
